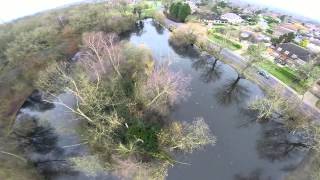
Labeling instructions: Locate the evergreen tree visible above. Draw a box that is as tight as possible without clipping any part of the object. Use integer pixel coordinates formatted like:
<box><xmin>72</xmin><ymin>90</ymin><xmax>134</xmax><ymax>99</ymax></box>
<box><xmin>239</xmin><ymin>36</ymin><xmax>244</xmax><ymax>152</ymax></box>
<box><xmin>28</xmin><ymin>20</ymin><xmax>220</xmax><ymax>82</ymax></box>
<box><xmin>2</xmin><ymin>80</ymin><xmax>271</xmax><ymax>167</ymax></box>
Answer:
<box><xmin>169</xmin><ymin>2</ymin><xmax>180</xmax><ymax>19</ymax></box>
<box><xmin>169</xmin><ymin>2</ymin><xmax>191</xmax><ymax>22</ymax></box>
<box><xmin>178</xmin><ymin>3</ymin><xmax>191</xmax><ymax>22</ymax></box>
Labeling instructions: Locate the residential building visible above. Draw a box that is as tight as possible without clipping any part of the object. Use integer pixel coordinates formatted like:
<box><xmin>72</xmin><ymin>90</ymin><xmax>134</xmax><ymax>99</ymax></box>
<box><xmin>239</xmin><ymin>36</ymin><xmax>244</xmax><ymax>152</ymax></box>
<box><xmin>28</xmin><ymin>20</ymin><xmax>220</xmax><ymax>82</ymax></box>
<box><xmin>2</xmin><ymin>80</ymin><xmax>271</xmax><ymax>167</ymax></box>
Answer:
<box><xmin>273</xmin><ymin>23</ymin><xmax>309</xmax><ymax>37</ymax></box>
<box><xmin>186</xmin><ymin>1</ymin><xmax>198</xmax><ymax>13</ymax></box>
<box><xmin>262</xmin><ymin>12</ymin><xmax>281</xmax><ymax>21</ymax></box>
<box><xmin>273</xmin><ymin>24</ymin><xmax>297</xmax><ymax>37</ymax></box>
<box><xmin>221</xmin><ymin>13</ymin><xmax>244</xmax><ymax>24</ymax></box>
<box><xmin>271</xmin><ymin>42</ymin><xmax>313</xmax><ymax>66</ymax></box>
<box><xmin>240</xmin><ymin>31</ymin><xmax>271</xmax><ymax>43</ymax></box>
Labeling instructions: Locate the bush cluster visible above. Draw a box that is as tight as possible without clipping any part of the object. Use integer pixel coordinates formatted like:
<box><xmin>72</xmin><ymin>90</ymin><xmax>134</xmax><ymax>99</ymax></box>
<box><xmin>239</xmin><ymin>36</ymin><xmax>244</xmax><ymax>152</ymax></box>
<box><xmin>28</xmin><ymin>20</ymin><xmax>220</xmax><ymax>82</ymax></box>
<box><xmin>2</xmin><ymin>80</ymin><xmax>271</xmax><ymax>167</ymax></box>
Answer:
<box><xmin>169</xmin><ymin>2</ymin><xmax>191</xmax><ymax>22</ymax></box>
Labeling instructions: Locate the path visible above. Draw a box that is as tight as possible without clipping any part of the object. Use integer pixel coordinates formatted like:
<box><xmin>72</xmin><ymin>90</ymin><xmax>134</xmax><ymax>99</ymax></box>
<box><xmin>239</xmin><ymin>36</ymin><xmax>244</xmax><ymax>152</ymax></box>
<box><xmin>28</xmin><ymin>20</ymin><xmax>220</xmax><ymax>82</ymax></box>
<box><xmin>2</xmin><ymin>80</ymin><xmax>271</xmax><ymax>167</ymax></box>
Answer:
<box><xmin>163</xmin><ymin>17</ymin><xmax>320</xmax><ymax>119</ymax></box>
<box><xmin>221</xmin><ymin>48</ymin><xmax>320</xmax><ymax>119</ymax></box>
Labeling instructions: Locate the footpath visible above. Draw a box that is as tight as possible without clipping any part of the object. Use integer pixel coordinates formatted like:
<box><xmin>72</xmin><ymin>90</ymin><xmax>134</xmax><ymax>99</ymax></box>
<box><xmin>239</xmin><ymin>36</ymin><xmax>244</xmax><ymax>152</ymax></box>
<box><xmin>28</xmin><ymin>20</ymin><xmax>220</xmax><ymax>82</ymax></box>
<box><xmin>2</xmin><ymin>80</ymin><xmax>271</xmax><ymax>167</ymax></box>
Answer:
<box><xmin>163</xmin><ymin>17</ymin><xmax>320</xmax><ymax>120</ymax></box>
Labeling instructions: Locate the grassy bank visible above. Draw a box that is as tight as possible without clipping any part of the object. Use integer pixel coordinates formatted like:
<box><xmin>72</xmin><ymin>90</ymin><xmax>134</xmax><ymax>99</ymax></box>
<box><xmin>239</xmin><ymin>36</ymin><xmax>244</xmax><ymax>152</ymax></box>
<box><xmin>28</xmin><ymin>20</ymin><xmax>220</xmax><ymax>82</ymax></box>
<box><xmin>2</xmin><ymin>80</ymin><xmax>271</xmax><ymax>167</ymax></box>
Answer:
<box><xmin>258</xmin><ymin>60</ymin><xmax>306</xmax><ymax>93</ymax></box>
<box><xmin>0</xmin><ymin>2</ymin><xmax>139</xmax><ymax>130</ymax></box>
<box><xmin>208</xmin><ymin>33</ymin><xmax>242</xmax><ymax>50</ymax></box>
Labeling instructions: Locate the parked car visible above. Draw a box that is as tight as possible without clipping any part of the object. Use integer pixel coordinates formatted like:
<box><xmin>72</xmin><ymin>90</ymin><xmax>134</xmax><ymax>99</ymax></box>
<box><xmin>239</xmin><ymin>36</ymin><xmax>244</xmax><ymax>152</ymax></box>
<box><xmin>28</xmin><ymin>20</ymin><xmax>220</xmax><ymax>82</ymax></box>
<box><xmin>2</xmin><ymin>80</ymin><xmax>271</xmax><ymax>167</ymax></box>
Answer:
<box><xmin>257</xmin><ymin>69</ymin><xmax>270</xmax><ymax>79</ymax></box>
<box><xmin>274</xmin><ymin>58</ymin><xmax>286</xmax><ymax>66</ymax></box>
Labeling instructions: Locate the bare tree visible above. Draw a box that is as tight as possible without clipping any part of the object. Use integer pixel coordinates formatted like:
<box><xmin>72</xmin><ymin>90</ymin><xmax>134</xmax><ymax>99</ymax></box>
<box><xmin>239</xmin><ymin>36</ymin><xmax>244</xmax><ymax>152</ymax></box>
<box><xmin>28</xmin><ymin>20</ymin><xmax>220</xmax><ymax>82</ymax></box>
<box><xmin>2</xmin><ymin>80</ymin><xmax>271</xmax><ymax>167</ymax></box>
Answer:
<box><xmin>158</xmin><ymin>117</ymin><xmax>216</xmax><ymax>153</ymax></box>
<box><xmin>140</xmin><ymin>63</ymin><xmax>191</xmax><ymax>111</ymax></box>
<box><xmin>82</xmin><ymin>32</ymin><xmax>123</xmax><ymax>77</ymax></box>
<box><xmin>249</xmin><ymin>89</ymin><xmax>289</xmax><ymax>120</ymax></box>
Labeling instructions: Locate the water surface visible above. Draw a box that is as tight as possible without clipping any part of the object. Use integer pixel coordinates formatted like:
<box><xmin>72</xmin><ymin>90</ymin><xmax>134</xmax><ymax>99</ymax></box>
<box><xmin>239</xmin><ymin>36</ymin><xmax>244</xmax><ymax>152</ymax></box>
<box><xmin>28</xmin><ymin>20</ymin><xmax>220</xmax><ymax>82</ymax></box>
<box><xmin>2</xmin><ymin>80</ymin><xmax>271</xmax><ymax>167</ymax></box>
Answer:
<box><xmin>14</xmin><ymin>19</ymin><xmax>307</xmax><ymax>180</ymax></box>
<box><xmin>129</xmin><ymin>19</ymin><xmax>306</xmax><ymax>180</ymax></box>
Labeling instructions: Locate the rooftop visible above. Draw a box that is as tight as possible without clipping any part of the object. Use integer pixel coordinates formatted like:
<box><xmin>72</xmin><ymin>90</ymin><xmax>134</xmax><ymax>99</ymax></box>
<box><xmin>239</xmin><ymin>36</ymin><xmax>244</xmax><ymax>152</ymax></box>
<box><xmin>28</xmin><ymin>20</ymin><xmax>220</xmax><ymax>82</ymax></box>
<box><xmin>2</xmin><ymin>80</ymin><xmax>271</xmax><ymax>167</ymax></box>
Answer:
<box><xmin>277</xmin><ymin>43</ymin><xmax>313</xmax><ymax>62</ymax></box>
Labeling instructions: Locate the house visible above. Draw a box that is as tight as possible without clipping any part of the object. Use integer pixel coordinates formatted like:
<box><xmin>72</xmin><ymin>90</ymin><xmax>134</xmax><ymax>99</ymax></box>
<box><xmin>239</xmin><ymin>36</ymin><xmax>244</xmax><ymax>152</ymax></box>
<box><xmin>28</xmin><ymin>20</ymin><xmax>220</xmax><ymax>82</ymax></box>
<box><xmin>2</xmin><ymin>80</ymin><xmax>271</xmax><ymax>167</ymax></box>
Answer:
<box><xmin>221</xmin><ymin>13</ymin><xmax>244</xmax><ymax>24</ymax></box>
<box><xmin>123</xmin><ymin>0</ymin><xmax>140</xmax><ymax>4</ymax></box>
<box><xmin>271</xmin><ymin>42</ymin><xmax>313</xmax><ymax>66</ymax></box>
<box><xmin>186</xmin><ymin>1</ymin><xmax>198</xmax><ymax>13</ymax></box>
<box><xmin>262</xmin><ymin>12</ymin><xmax>281</xmax><ymax>21</ymax></box>
<box><xmin>241</xmin><ymin>7</ymin><xmax>256</xmax><ymax>15</ymax></box>
<box><xmin>212</xmin><ymin>19</ymin><xmax>228</xmax><ymax>25</ymax></box>
<box><xmin>196</xmin><ymin>12</ymin><xmax>227</xmax><ymax>26</ymax></box>
<box><xmin>201</xmin><ymin>19</ymin><xmax>227</xmax><ymax>28</ymax></box>
<box><xmin>273</xmin><ymin>23</ymin><xmax>309</xmax><ymax>37</ymax></box>
<box><xmin>240</xmin><ymin>31</ymin><xmax>271</xmax><ymax>43</ymax></box>
<box><xmin>187</xmin><ymin>0</ymin><xmax>201</xmax><ymax>4</ymax></box>
<box><xmin>310</xmin><ymin>38</ymin><xmax>320</xmax><ymax>46</ymax></box>
<box><xmin>305</xmin><ymin>23</ymin><xmax>318</xmax><ymax>32</ymax></box>
<box><xmin>273</xmin><ymin>25</ymin><xmax>297</xmax><ymax>38</ymax></box>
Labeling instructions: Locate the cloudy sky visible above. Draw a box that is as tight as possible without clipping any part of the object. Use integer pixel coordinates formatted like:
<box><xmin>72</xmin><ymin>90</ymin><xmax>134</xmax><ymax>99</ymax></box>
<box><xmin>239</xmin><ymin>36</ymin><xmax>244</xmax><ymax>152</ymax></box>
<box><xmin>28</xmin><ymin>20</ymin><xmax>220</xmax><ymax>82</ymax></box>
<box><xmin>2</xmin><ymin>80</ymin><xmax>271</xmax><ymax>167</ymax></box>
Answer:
<box><xmin>0</xmin><ymin>0</ymin><xmax>83</xmax><ymax>23</ymax></box>
<box><xmin>237</xmin><ymin>0</ymin><xmax>320</xmax><ymax>21</ymax></box>
<box><xmin>0</xmin><ymin>0</ymin><xmax>320</xmax><ymax>23</ymax></box>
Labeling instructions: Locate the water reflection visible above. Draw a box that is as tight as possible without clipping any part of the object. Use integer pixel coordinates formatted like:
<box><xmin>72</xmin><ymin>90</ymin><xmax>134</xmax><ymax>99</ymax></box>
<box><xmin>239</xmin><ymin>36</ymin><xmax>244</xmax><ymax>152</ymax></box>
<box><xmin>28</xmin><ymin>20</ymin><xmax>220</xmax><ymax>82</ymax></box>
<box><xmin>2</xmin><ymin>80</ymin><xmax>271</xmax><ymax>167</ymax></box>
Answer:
<box><xmin>8</xmin><ymin>19</ymin><xmax>308</xmax><ymax>180</ymax></box>
<box><xmin>151</xmin><ymin>20</ymin><xmax>164</xmax><ymax>34</ymax></box>
<box><xmin>14</xmin><ymin>92</ymin><xmax>119</xmax><ymax>179</ymax></box>
<box><xmin>134</xmin><ymin>20</ymin><xmax>145</xmax><ymax>36</ymax></box>
<box><xmin>192</xmin><ymin>53</ymin><xmax>223</xmax><ymax>83</ymax></box>
<box><xmin>215</xmin><ymin>79</ymin><xmax>250</xmax><ymax>105</ymax></box>
<box><xmin>256</xmin><ymin>121</ymin><xmax>306</xmax><ymax>162</ymax></box>
<box><xmin>21</xmin><ymin>90</ymin><xmax>55</xmax><ymax>112</ymax></box>
<box><xmin>129</xmin><ymin>19</ymin><xmax>306</xmax><ymax>180</ymax></box>
<box><xmin>13</xmin><ymin>113</ymin><xmax>73</xmax><ymax>178</ymax></box>
<box><xmin>234</xmin><ymin>169</ymin><xmax>271</xmax><ymax>180</ymax></box>
<box><xmin>13</xmin><ymin>114</ymin><xmax>58</xmax><ymax>154</ymax></box>
<box><xmin>170</xmin><ymin>44</ymin><xmax>200</xmax><ymax>58</ymax></box>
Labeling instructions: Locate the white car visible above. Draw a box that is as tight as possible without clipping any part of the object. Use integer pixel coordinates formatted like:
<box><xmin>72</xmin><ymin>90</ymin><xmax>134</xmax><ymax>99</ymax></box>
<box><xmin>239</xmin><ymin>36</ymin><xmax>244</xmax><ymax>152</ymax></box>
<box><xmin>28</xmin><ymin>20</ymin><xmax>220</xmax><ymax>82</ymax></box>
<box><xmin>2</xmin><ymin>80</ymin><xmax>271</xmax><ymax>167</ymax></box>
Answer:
<box><xmin>257</xmin><ymin>69</ymin><xmax>270</xmax><ymax>79</ymax></box>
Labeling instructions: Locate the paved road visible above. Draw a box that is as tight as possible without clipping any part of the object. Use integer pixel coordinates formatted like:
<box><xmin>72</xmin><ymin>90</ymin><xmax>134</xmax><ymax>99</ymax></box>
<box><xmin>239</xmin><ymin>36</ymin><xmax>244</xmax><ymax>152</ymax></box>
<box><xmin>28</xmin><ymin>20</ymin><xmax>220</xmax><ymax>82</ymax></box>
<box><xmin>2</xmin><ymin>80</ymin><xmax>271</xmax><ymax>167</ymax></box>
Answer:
<box><xmin>163</xmin><ymin>17</ymin><xmax>320</xmax><ymax>119</ymax></box>
<box><xmin>163</xmin><ymin>18</ymin><xmax>183</xmax><ymax>31</ymax></box>
<box><xmin>221</xmin><ymin>48</ymin><xmax>320</xmax><ymax>119</ymax></box>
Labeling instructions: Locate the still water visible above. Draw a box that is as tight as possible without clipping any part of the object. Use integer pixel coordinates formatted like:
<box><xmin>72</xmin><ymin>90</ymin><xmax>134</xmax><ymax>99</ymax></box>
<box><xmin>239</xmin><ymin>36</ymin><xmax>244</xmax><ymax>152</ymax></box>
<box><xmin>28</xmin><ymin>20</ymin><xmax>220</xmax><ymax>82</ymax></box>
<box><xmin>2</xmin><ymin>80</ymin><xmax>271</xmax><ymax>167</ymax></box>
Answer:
<box><xmin>15</xmin><ymin>19</ymin><xmax>307</xmax><ymax>180</ymax></box>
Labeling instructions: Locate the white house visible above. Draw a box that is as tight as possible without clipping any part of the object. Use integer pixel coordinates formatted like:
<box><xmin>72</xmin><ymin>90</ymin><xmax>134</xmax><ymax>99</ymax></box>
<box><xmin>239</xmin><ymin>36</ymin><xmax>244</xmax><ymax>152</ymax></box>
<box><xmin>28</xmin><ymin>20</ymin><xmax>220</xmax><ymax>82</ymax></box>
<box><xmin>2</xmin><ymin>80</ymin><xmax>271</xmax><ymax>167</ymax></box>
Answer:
<box><xmin>186</xmin><ymin>1</ymin><xmax>198</xmax><ymax>13</ymax></box>
<box><xmin>221</xmin><ymin>13</ymin><xmax>243</xmax><ymax>24</ymax></box>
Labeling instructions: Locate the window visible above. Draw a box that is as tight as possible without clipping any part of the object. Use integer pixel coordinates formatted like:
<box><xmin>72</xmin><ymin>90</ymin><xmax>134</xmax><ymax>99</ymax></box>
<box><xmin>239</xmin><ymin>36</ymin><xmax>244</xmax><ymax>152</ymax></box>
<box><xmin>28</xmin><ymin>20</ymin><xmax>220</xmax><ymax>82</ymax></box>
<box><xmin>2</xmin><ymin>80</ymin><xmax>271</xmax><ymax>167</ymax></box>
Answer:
<box><xmin>291</xmin><ymin>54</ymin><xmax>297</xmax><ymax>59</ymax></box>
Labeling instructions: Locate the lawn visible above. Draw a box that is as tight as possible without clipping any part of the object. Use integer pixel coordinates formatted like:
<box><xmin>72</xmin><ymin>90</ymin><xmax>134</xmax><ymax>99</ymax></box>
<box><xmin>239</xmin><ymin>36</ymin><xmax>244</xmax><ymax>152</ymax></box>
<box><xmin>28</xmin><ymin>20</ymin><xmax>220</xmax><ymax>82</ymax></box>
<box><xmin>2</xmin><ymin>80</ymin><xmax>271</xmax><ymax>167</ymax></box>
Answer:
<box><xmin>141</xmin><ymin>1</ymin><xmax>162</xmax><ymax>18</ymax></box>
<box><xmin>208</xmin><ymin>33</ymin><xmax>242</xmax><ymax>50</ymax></box>
<box><xmin>258</xmin><ymin>60</ymin><xmax>307</xmax><ymax>93</ymax></box>
<box><xmin>128</xmin><ymin>1</ymin><xmax>161</xmax><ymax>19</ymax></box>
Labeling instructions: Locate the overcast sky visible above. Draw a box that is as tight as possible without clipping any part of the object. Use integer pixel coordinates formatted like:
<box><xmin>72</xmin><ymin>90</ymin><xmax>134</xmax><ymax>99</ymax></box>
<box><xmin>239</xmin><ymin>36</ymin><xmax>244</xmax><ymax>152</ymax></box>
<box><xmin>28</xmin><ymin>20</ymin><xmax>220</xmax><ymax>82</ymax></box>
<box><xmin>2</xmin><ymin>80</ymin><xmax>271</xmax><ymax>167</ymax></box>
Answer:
<box><xmin>0</xmin><ymin>0</ymin><xmax>320</xmax><ymax>23</ymax></box>
<box><xmin>237</xmin><ymin>0</ymin><xmax>320</xmax><ymax>21</ymax></box>
<box><xmin>0</xmin><ymin>0</ymin><xmax>83</xmax><ymax>23</ymax></box>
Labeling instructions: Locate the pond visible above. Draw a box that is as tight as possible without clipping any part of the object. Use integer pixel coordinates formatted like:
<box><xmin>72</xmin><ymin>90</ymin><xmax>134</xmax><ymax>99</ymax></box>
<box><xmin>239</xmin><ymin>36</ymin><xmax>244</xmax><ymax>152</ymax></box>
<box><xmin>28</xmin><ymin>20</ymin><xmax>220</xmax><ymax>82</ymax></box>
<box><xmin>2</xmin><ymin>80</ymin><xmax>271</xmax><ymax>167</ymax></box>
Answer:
<box><xmin>14</xmin><ymin>19</ymin><xmax>307</xmax><ymax>180</ymax></box>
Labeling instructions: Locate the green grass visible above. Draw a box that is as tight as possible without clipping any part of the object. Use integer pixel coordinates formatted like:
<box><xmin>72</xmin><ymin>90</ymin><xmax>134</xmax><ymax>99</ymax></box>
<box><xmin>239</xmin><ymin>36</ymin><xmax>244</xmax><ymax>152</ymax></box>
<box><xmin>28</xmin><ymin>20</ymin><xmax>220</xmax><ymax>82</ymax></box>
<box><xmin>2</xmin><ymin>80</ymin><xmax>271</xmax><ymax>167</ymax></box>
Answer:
<box><xmin>142</xmin><ymin>8</ymin><xmax>156</xmax><ymax>18</ymax></box>
<box><xmin>140</xmin><ymin>1</ymin><xmax>162</xmax><ymax>18</ymax></box>
<box><xmin>258</xmin><ymin>60</ymin><xmax>307</xmax><ymax>93</ymax></box>
<box><xmin>317</xmin><ymin>100</ymin><xmax>320</xmax><ymax>109</ymax></box>
<box><xmin>208</xmin><ymin>33</ymin><xmax>242</xmax><ymax>50</ymax></box>
<box><xmin>128</xmin><ymin>1</ymin><xmax>161</xmax><ymax>19</ymax></box>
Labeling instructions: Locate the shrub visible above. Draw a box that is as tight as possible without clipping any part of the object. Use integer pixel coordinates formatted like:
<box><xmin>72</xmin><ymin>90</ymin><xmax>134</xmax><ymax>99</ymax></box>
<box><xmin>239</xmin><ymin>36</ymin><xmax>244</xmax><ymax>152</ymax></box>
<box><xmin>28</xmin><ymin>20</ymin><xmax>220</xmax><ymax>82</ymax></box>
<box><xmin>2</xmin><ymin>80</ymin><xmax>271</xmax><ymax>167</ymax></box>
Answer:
<box><xmin>169</xmin><ymin>2</ymin><xmax>191</xmax><ymax>22</ymax></box>
<box><xmin>178</xmin><ymin>3</ymin><xmax>191</xmax><ymax>22</ymax></box>
<box><xmin>169</xmin><ymin>25</ymin><xmax>197</xmax><ymax>48</ymax></box>
<box><xmin>170</xmin><ymin>23</ymin><xmax>207</xmax><ymax>49</ymax></box>
<box><xmin>317</xmin><ymin>100</ymin><xmax>320</xmax><ymax>109</ymax></box>
<box><xmin>169</xmin><ymin>2</ymin><xmax>180</xmax><ymax>18</ymax></box>
<box><xmin>211</xmin><ymin>33</ymin><xmax>242</xmax><ymax>49</ymax></box>
<box><xmin>153</xmin><ymin>12</ymin><xmax>165</xmax><ymax>25</ymax></box>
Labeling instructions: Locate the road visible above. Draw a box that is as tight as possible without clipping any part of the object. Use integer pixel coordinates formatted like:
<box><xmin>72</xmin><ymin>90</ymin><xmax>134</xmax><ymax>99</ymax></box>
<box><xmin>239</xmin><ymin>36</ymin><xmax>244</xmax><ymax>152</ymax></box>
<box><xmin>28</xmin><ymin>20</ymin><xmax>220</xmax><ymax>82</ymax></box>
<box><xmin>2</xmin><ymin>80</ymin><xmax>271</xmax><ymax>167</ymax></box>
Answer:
<box><xmin>163</xmin><ymin>17</ymin><xmax>320</xmax><ymax>119</ymax></box>
<box><xmin>222</xmin><ymin>48</ymin><xmax>320</xmax><ymax>119</ymax></box>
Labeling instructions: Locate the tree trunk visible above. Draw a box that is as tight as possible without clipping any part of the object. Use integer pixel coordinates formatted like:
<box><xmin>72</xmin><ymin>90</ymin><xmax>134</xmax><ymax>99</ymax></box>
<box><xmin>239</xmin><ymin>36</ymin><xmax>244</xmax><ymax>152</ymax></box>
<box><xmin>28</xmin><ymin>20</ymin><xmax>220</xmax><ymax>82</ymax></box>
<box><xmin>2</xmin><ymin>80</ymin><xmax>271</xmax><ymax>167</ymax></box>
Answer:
<box><xmin>211</xmin><ymin>58</ymin><xmax>218</xmax><ymax>71</ymax></box>
<box><xmin>232</xmin><ymin>74</ymin><xmax>242</xmax><ymax>87</ymax></box>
